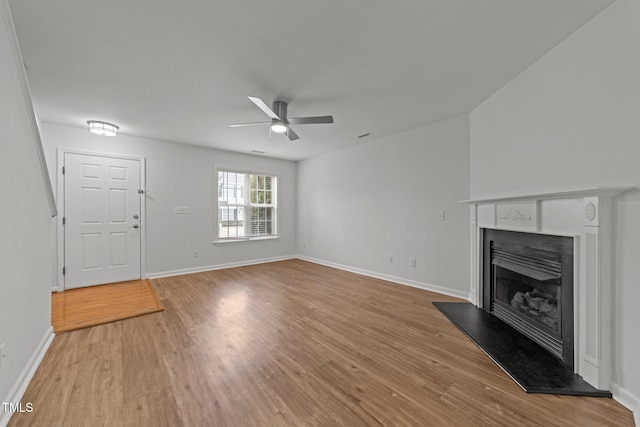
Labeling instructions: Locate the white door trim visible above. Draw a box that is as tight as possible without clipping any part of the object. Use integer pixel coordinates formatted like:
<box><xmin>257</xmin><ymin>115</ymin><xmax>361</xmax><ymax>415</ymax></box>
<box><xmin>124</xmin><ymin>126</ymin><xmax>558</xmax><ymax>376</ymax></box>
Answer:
<box><xmin>56</xmin><ymin>148</ymin><xmax>146</xmax><ymax>292</ymax></box>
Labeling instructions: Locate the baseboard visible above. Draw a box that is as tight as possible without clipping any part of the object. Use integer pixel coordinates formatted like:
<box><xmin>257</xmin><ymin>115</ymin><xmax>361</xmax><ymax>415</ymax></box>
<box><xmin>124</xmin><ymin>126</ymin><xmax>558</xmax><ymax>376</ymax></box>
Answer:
<box><xmin>146</xmin><ymin>255</ymin><xmax>297</xmax><ymax>279</ymax></box>
<box><xmin>611</xmin><ymin>383</ymin><xmax>640</xmax><ymax>426</ymax></box>
<box><xmin>148</xmin><ymin>255</ymin><xmax>470</xmax><ymax>300</ymax></box>
<box><xmin>0</xmin><ymin>326</ymin><xmax>54</xmax><ymax>427</ymax></box>
<box><xmin>297</xmin><ymin>255</ymin><xmax>471</xmax><ymax>300</ymax></box>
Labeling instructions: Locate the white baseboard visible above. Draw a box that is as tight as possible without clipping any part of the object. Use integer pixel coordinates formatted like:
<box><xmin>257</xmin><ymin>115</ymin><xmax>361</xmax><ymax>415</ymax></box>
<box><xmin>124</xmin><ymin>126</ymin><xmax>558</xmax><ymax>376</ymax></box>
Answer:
<box><xmin>0</xmin><ymin>327</ymin><xmax>54</xmax><ymax>427</ymax></box>
<box><xmin>148</xmin><ymin>255</ymin><xmax>470</xmax><ymax>300</ymax></box>
<box><xmin>611</xmin><ymin>383</ymin><xmax>640</xmax><ymax>426</ymax></box>
<box><xmin>297</xmin><ymin>255</ymin><xmax>471</xmax><ymax>300</ymax></box>
<box><xmin>146</xmin><ymin>255</ymin><xmax>297</xmax><ymax>279</ymax></box>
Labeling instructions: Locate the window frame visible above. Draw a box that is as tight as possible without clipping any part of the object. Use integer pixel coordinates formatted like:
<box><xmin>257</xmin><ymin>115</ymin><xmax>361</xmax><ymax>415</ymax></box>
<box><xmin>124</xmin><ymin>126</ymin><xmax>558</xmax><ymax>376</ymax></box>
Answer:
<box><xmin>215</xmin><ymin>166</ymin><xmax>279</xmax><ymax>243</ymax></box>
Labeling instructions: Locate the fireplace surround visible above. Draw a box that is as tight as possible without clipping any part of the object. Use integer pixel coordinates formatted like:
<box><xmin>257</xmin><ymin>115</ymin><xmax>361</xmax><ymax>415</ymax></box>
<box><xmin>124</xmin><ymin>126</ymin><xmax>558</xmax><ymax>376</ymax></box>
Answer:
<box><xmin>463</xmin><ymin>187</ymin><xmax>630</xmax><ymax>391</ymax></box>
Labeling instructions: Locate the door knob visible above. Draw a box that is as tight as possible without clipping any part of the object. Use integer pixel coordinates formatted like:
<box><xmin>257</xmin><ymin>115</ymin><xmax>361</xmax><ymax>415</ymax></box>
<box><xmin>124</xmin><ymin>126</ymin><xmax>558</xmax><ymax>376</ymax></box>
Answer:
<box><xmin>133</xmin><ymin>215</ymin><xmax>139</xmax><ymax>219</ymax></box>
<box><xmin>133</xmin><ymin>224</ymin><xmax>139</xmax><ymax>229</ymax></box>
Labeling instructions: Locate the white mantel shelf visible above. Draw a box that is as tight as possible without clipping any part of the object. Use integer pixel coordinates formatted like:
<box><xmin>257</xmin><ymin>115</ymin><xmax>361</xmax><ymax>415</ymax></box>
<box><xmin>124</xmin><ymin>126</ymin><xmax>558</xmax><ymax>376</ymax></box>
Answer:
<box><xmin>460</xmin><ymin>186</ymin><xmax>633</xmax><ymax>205</ymax></box>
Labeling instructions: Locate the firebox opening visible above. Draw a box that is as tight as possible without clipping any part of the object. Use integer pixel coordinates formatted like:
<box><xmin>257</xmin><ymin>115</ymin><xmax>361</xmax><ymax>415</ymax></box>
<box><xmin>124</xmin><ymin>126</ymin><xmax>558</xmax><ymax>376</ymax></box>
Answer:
<box><xmin>483</xmin><ymin>229</ymin><xmax>574</xmax><ymax>367</ymax></box>
<box><xmin>495</xmin><ymin>266</ymin><xmax>560</xmax><ymax>333</ymax></box>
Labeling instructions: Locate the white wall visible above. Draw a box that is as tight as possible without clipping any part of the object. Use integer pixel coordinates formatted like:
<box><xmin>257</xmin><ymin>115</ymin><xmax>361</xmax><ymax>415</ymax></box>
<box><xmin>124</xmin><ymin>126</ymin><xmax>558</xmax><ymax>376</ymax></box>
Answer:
<box><xmin>40</xmin><ymin>123</ymin><xmax>297</xmax><ymax>281</ymax></box>
<box><xmin>0</xmin><ymin>2</ymin><xmax>54</xmax><ymax>423</ymax></box>
<box><xmin>297</xmin><ymin>115</ymin><xmax>470</xmax><ymax>298</ymax></box>
<box><xmin>469</xmin><ymin>0</ymin><xmax>640</xmax><ymax>420</ymax></box>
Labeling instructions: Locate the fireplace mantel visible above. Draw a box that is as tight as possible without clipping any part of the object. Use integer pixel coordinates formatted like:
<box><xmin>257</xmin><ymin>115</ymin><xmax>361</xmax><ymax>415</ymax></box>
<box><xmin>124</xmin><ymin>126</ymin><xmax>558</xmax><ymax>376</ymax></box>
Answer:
<box><xmin>461</xmin><ymin>186</ymin><xmax>632</xmax><ymax>391</ymax></box>
<box><xmin>461</xmin><ymin>186</ymin><xmax>631</xmax><ymax>205</ymax></box>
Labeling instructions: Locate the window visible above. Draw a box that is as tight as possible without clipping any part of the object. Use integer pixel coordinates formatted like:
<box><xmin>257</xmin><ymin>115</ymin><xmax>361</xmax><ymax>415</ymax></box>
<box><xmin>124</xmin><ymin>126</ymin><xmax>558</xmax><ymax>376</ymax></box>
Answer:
<box><xmin>217</xmin><ymin>170</ymin><xmax>277</xmax><ymax>240</ymax></box>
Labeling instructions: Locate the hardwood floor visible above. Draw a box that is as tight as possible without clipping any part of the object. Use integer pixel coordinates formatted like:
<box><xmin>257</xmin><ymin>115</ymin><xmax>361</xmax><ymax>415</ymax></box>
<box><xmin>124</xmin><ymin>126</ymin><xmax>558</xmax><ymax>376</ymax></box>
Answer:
<box><xmin>9</xmin><ymin>259</ymin><xmax>633</xmax><ymax>426</ymax></box>
<box><xmin>51</xmin><ymin>279</ymin><xmax>164</xmax><ymax>333</ymax></box>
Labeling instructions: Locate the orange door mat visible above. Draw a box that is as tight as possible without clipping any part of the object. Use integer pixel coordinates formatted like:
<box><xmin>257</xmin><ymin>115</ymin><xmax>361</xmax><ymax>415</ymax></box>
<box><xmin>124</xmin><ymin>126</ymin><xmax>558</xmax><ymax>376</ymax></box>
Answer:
<box><xmin>52</xmin><ymin>279</ymin><xmax>164</xmax><ymax>333</ymax></box>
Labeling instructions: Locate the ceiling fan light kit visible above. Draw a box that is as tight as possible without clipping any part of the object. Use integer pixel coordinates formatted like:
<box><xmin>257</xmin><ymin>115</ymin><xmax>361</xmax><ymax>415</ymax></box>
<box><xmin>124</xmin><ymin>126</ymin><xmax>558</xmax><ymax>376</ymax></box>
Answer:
<box><xmin>271</xmin><ymin>121</ymin><xmax>287</xmax><ymax>133</ymax></box>
<box><xmin>229</xmin><ymin>96</ymin><xmax>334</xmax><ymax>141</ymax></box>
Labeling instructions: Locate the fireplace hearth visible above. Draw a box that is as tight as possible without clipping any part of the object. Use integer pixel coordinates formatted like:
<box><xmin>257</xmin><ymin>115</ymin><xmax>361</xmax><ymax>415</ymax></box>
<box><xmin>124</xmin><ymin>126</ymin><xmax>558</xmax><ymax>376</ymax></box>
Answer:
<box><xmin>433</xmin><ymin>301</ymin><xmax>611</xmax><ymax>396</ymax></box>
<box><xmin>483</xmin><ymin>229</ymin><xmax>574</xmax><ymax>366</ymax></box>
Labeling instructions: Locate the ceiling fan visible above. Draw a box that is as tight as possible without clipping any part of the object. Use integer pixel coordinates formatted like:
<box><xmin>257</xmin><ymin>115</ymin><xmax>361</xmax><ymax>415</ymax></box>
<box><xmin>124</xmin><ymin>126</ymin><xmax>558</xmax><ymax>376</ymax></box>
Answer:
<box><xmin>229</xmin><ymin>96</ymin><xmax>334</xmax><ymax>141</ymax></box>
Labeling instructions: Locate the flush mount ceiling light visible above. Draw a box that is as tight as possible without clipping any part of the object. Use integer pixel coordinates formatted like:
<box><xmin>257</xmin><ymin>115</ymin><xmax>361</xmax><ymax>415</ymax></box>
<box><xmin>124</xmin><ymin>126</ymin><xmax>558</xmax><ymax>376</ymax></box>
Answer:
<box><xmin>270</xmin><ymin>120</ymin><xmax>287</xmax><ymax>133</ymax></box>
<box><xmin>87</xmin><ymin>120</ymin><xmax>119</xmax><ymax>136</ymax></box>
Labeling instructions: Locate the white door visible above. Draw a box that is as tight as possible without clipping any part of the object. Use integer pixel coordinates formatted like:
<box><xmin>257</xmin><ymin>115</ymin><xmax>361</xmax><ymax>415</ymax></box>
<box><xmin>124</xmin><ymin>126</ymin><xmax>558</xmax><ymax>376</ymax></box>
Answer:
<box><xmin>64</xmin><ymin>153</ymin><xmax>142</xmax><ymax>289</ymax></box>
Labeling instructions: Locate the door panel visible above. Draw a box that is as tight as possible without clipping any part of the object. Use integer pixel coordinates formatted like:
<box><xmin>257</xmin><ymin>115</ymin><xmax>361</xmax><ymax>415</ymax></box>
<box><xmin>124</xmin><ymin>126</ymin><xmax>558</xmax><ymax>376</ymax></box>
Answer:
<box><xmin>110</xmin><ymin>232</ymin><xmax>128</xmax><ymax>266</ymax></box>
<box><xmin>109</xmin><ymin>189</ymin><xmax>127</xmax><ymax>222</ymax></box>
<box><xmin>65</xmin><ymin>153</ymin><xmax>141</xmax><ymax>289</ymax></box>
<box><xmin>81</xmin><ymin>233</ymin><xmax>101</xmax><ymax>269</ymax></box>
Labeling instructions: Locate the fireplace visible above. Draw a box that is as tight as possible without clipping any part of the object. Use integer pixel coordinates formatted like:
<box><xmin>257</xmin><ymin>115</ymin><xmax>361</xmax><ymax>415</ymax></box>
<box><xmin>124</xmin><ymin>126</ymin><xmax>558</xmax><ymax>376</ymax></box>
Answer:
<box><xmin>464</xmin><ymin>188</ymin><xmax>629</xmax><ymax>390</ymax></box>
<box><xmin>483</xmin><ymin>229</ymin><xmax>574</xmax><ymax>366</ymax></box>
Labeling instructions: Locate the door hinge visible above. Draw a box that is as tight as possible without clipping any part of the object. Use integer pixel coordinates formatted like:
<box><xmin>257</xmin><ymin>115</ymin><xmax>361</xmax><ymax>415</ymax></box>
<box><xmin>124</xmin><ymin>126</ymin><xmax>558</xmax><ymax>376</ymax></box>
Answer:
<box><xmin>62</xmin><ymin>267</ymin><xmax>66</xmax><ymax>275</ymax></box>
<box><xmin>62</xmin><ymin>166</ymin><xmax>65</xmax><ymax>175</ymax></box>
<box><xmin>138</xmin><ymin>189</ymin><xmax>144</xmax><ymax>194</ymax></box>
<box><xmin>62</xmin><ymin>217</ymin><xmax>65</xmax><ymax>225</ymax></box>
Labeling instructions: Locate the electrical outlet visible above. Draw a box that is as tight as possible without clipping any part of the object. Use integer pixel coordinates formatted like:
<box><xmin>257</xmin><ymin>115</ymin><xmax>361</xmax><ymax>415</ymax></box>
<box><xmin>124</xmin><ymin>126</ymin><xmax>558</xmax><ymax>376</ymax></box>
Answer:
<box><xmin>436</xmin><ymin>210</ymin><xmax>445</xmax><ymax>221</ymax></box>
<box><xmin>0</xmin><ymin>342</ymin><xmax>5</xmax><ymax>368</ymax></box>
<box><xmin>387</xmin><ymin>254</ymin><xmax>393</xmax><ymax>263</ymax></box>
<box><xmin>175</xmin><ymin>206</ymin><xmax>190</xmax><ymax>214</ymax></box>
<box><xmin>410</xmin><ymin>258</ymin><xmax>417</xmax><ymax>268</ymax></box>
<box><xmin>193</xmin><ymin>249</ymin><xmax>199</xmax><ymax>258</ymax></box>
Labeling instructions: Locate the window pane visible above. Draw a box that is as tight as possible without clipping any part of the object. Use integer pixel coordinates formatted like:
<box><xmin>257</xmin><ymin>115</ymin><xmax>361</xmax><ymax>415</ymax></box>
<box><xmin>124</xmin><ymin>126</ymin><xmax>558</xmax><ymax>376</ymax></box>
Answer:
<box><xmin>219</xmin><ymin>206</ymin><xmax>245</xmax><ymax>238</ymax></box>
<box><xmin>218</xmin><ymin>171</ymin><xmax>245</xmax><ymax>205</ymax></box>
<box><xmin>251</xmin><ymin>207</ymin><xmax>269</xmax><ymax>235</ymax></box>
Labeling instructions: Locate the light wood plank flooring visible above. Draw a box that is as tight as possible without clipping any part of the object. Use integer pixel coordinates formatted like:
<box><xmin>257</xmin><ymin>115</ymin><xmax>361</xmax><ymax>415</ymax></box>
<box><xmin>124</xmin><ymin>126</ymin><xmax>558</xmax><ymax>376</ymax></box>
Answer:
<box><xmin>10</xmin><ymin>259</ymin><xmax>633</xmax><ymax>426</ymax></box>
<box><xmin>51</xmin><ymin>279</ymin><xmax>163</xmax><ymax>333</ymax></box>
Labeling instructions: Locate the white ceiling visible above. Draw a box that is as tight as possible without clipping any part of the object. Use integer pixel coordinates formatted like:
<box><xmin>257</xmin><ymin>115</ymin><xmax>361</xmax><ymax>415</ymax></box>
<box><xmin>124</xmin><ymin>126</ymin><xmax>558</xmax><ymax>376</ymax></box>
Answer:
<box><xmin>9</xmin><ymin>0</ymin><xmax>612</xmax><ymax>161</ymax></box>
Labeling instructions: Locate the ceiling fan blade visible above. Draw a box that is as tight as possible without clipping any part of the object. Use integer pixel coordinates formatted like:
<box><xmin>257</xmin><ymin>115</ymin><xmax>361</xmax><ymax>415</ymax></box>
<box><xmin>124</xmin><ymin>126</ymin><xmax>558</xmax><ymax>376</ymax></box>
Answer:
<box><xmin>286</xmin><ymin>127</ymin><xmax>300</xmax><ymax>141</ymax></box>
<box><xmin>287</xmin><ymin>116</ymin><xmax>334</xmax><ymax>125</ymax></box>
<box><xmin>248</xmin><ymin>96</ymin><xmax>280</xmax><ymax>120</ymax></box>
<box><xmin>228</xmin><ymin>121</ymin><xmax>271</xmax><ymax>127</ymax></box>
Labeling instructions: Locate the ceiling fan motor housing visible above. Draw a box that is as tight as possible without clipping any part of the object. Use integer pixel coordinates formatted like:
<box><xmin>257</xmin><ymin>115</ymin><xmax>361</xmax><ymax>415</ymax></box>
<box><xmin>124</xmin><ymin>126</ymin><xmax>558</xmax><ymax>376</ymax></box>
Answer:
<box><xmin>272</xmin><ymin>100</ymin><xmax>288</xmax><ymax>121</ymax></box>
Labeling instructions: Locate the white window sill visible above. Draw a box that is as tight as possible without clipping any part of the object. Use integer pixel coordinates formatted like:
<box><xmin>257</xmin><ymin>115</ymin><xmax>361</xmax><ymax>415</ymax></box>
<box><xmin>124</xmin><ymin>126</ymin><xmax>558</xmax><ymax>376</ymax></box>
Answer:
<box><xmin>213</xmin><ymin>235</ymin><xmax>280</xmax><ymax>245</ymax></box>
